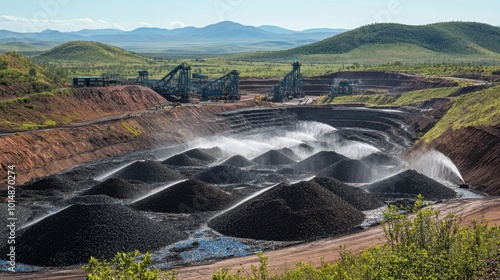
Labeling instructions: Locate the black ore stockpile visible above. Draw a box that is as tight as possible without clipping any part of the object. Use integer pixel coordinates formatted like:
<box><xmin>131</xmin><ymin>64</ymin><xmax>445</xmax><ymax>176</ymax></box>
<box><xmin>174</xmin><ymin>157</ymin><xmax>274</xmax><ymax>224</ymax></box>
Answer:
<box><xmin>198</xmin><ymin>146</ymin><xmax>225</xmax><ymax>158</ymax></box>
<box><xmin>183</xmin><ymin>148</ymin><xmax>218</xmax><ymax>162</ymax></box>
<box><xmin>292</xmin><ymin>151</ymin><xmax>349</xmax><ymax>172</ymax></box>
<box><xmin>209</xmin><ymin>181</ymin><xmax>365</xmax><ymax>241</ymax></box>
<box><xmin>252</xmin><ymin>150</ymin><xmax>296</xmax><ymax>165</ymax></box>
<box><xmin>361</xmin><ymin>153</ymin><xmax>399</xmax><ymax>166</ymax></box>
<box><xmin>64</xmin><ymin>194</ymin><xmax>117</xmax><ymax>205</ymax></box>
<box><xmin>10</xmin><ymin>204</ymin><xmax>184</xmax><ymax>266</ymax></box>
<box><xmin>316</xmin><ymin>159</ymin><xmax>373</xmax><ymax>183</ymax></box>
<box><xmin>221</xmin><ymin>155</ymin><xmax>254</xmax><ymax>167</ymax></box>
<box><xmin>366</xmin><ymin>169</ymin><xmax>456</xmax><ymax>200</ymax></box>
<box><xmin>162</xmin><ymin>153</ymin><xmax>207</xmax><ymax>167</ymax></box>
<box><xmin>276</xmin><ymin>147</ymin><xmax>301</xmax><ymax>161</ymax></box>
<box><xmin>82</xmin><ymin>178</ymin><xmax>147</xmax><ymax>199</ymax></box>
<box><xmin>195</xmin><ymin>165</ymin><xmax>253</xmax><ymax>184</ymax></box>
<box><xmin>109</xmin><ymin>161</ymin><xmax>183</xmax><ymax>183</ymax></box>
<box><xmin>21</xmin><ymin>175</ymin><xmax>76</xmax><ymax>192</ymax></box>
<box><xmin>162</xmin><ymin>148</ymin><xmax>218</xmax><ymax>166</ymax></box>
<box><xmin>312</xmin><ymin>177</ymin><xmax>384</xmax><ymax>211</ymax></box>
<box><xmin>132</xmin><ymin>179</ymin><xmax>235</xmax><ymax>213</ymax></box>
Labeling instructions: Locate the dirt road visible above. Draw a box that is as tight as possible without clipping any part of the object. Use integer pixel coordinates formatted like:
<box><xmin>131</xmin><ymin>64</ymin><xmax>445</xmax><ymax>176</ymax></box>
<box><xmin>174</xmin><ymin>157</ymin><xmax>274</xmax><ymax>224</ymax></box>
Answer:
<box><xmin>3</xmin><ymin>197</ymin><xmax>499</xmax><ymax>280</ymax></box>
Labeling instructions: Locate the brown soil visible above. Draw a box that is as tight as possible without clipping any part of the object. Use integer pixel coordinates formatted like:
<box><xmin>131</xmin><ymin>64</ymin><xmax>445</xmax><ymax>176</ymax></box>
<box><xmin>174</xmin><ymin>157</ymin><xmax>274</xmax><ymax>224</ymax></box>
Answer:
<box><xmin>0</xmin><ymin>85</ymin><xmax>167</xmax><ymax>131</ymax></box>
<box><xmin>409</xmin><ymin>125</ymin><xmax>500</xmax><ymax>195</ymax></box>
<box><xmin>5</xmin><ymin>197</ymin><xmax>500</xmax><ymax>280</ymax></box>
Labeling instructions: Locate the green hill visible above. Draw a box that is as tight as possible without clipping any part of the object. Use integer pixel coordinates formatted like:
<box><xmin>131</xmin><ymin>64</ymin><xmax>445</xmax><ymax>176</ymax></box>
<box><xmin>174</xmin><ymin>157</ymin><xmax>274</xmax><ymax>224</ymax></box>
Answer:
<box><xmin>238</xmin><ymin>22</ymin><xmax>500</xmax><ymax>64</ymax></box>
<box><xmin>34</xmin><ymin>41</ymin><xmax>151</xmax><ymax>64</ymax></box>
<box><xmin>0</xmin><ymin>51</ymin><xmax>56</xmax><ymax>98</ymax></box>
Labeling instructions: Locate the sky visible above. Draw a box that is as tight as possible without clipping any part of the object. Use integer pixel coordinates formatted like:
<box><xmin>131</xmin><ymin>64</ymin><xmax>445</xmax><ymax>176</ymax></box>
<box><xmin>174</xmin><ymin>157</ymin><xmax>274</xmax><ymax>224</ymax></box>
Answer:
<box><xmin>0</xmin><ymin>0</ymin><xmax>498</xmax><ymax>32</ymax></box>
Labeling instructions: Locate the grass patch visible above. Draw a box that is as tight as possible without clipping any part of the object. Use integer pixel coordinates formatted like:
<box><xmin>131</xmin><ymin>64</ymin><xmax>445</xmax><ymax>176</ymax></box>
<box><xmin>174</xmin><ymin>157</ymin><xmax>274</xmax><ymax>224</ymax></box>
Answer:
<box><xmin>121</xmin><ymin>121</ymin><xmax>142</xmax><ymax>137</ymax></box>
<box><xmin>391</xmin><ymin>86</ymin><xmax>460</xmax><ymax>106</ymax></box>
<box><xmin>422</xmin><ymin>85</ymin><xmax>500</xmax><ymax>142</ymax></box>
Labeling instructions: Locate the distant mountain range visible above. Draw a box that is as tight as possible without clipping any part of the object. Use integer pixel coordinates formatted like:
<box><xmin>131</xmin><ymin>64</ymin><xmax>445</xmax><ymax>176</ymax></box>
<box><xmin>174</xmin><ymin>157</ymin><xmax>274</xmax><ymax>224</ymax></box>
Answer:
<box><xmin>0</xmin><ymin>21</ymin><xmax>347</xmax><ymax>54</ymax></box>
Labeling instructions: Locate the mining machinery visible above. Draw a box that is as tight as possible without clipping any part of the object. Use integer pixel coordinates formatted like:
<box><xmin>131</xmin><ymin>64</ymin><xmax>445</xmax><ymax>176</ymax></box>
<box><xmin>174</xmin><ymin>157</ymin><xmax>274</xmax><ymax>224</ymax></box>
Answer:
<box><xmin>331</xmin><ymin>79</ymin><xmax>354</xmax><ymax>96</ymax></box>
<box><xmin>200</xmin><ymin>70</ymin><xmax>240</xmax><ymax>101</ymax></box>
<box><xmin>136</xmin><ymin>70</ymin><xmax>149</xmax><ymax>86</ymax></box>
<box><xmin>151</xmin><ymin>63</ymin><xmax>192</xmax><ymax>102</ymax></box>
<box><xmin>273</xmin><ymin>59</ymin><xmax>304</xmax><ymax>102</ymax></box>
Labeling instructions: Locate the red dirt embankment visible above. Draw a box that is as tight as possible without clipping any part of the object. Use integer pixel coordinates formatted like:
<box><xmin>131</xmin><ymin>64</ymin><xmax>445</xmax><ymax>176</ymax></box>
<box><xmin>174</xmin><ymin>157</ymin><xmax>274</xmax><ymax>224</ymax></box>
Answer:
<box><xmin>0</xmin><ymin>86</ymin><xmax>167</xmax><ymax>131</ymax></box>
<box><xmin>410</xmin><ymin>125</ymin><xmax>500</xmax><ymax>195</ymax></box>
<box><xmin>0</xmin><ymin>86</ymin><xmax>257</xmax><ymax>186</ymax></box>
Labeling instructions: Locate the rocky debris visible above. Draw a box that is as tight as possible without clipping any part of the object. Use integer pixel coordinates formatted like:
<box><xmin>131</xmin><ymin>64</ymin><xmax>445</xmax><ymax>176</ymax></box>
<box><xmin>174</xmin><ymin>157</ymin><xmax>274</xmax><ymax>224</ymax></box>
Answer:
<box><xmin>366</xmin><ymin>169</ymin><xmax>457</xmax><ymax>200</ymax></box>
<box><xmin>292</xmin><ymin>151</ymin><xmax>349</xmax><ymax>172</ymax></box>
<box><xmin>316</xmin><ymin>159</ymin><xmax>373</xmax><ymax>183</ymax></box>
<box><xmin>9</xmin><ymin>204</ymin><xmax>184</xmax><ymax>266</ymax></box>
<box><xmin>81</xmin><ymin>178</ymin><xmax>147</xmax><ymax>199</ymax></box>
<box><xmin>208</xmin><ymin>181</ymin><xmax>365</xmax><ymax>241</ymax></box>
<box><xmin>252</xmin><ymin>150</ymin><xmax>296</xmax><ymax>166</ymax></box>
<box><xmin>109</xmin><ymin>160</ymin><xmax>183</xmax><ymax>183</ymax></box>
<box><xmin>361</xmin><ymin>153</ymin><xmax>400</xmax><ymax>166</ymax></box>
<box><xmin>195</xmin><ymin>165</ymin><xmax>254</xmax><ymax>185</ymax></box>
<box><xmin>220</xmin><ymin>155</ymin><xmax>254</xmax><ymax>168</ymax></box>
<box><xmin>21</xmin><ymin>175</ymin><xmax>76</xmax><ymax>192</ymax></box>
<box><xmin>312</xmin><ymin>177</ymin><xmax>385</xmax><ymax>211</ymax></box>
<box><xmin>131</xmin><ymin>179</ymin><xmax>235</xmax><ymax>213</ymax></box>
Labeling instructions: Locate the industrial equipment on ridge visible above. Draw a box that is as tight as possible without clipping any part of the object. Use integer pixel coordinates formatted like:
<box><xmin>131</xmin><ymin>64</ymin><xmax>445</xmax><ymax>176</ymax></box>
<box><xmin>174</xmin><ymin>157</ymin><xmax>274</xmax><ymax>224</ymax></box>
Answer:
<box><xmin>136</xmin><ymin>70</ymin><xmax>149</xmax><ymax>86</ymax></box>
<box><xmin>200</xmin><ymin>70</ymin><xmax>240</xmax><ymax>101</ymax></box>
<box><xmin>273</xmin><ymin>59</ymin><xmax>304</xmax><ymax>102</ymax></box>
<box><xmin>331</xmin><ymin>79</ymin><xmax>354</xmax><ymax>96</ymax></box>
<box><xmin>151</xmin><ymin>63</ymin><xmax>192</xmax><ymax>102</ymax></box>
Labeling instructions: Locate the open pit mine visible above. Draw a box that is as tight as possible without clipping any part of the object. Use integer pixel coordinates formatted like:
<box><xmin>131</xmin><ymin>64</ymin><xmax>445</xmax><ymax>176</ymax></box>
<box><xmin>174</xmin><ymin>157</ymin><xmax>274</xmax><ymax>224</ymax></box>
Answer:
<box><xmin>0</xmin><ymin>67</ymin><xmax>499</xmax><ymax>279</ymax></box>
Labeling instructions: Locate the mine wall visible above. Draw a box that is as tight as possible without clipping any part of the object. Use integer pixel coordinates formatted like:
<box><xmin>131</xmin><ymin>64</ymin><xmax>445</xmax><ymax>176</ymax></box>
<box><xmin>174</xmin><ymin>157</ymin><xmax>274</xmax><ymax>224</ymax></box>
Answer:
<box><xmin>0</xmin><ymin>101</ymin><xmax>259</xmax><ymax>187</ymax></box>
<box><xmin>410</xmin><ymin>125</ymin><xmax>500</xmax><ymax>195</ymax></box>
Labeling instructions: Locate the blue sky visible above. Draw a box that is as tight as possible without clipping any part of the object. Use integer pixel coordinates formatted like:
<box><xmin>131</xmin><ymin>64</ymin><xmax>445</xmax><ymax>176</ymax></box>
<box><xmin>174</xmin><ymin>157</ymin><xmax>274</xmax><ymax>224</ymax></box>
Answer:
<box><xmin>0</xmin><ymin>0</ymin><xmax>498</xmax><ymax>32</ymax></box>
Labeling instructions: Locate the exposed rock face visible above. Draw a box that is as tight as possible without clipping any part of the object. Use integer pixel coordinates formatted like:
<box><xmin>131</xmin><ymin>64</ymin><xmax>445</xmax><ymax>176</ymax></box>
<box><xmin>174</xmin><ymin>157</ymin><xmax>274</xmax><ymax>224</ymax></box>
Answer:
<box><xmin>410</xmin><ymin>125</ymin><xmax>500</xmax><ymax>195</ymax></box>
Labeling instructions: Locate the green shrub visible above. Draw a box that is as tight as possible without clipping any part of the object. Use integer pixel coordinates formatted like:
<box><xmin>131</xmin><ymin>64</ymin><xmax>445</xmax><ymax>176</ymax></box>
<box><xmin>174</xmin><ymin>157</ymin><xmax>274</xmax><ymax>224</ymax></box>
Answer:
<box><xmin>83</xmin><ymin>250</ymin><xmax>177</xmax><ymax>280</ymax></box>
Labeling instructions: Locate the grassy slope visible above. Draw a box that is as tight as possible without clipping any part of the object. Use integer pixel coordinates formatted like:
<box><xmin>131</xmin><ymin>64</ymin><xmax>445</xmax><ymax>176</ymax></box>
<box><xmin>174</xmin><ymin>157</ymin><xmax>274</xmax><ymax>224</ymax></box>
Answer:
<box><xmin>422</xmin><ymin>85</ymin><xmax>500</xmax><ymax>142</ymax></box>
<box><xmin>323</xmin><ymin>87</ymin><xmax>460</xmax><ymax>107</ymax></box>
<box><xmin>235</xmin><ymin>22</ymin><xmax>500</xmax><ymax>64</ymax></box>
<box><xmin>34</xmin><ymin>41</ymin><xmax>152</xmax><ymax>64</ymax></box>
